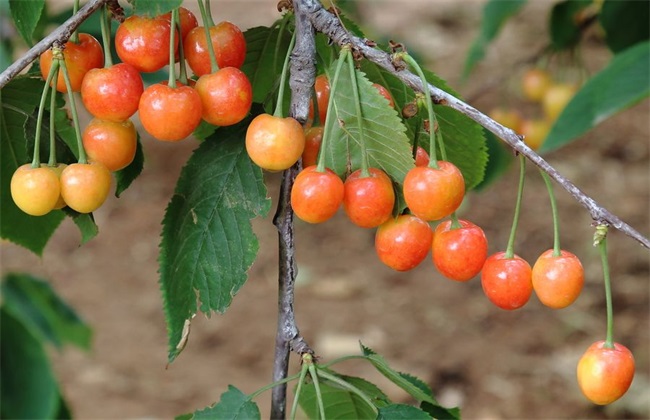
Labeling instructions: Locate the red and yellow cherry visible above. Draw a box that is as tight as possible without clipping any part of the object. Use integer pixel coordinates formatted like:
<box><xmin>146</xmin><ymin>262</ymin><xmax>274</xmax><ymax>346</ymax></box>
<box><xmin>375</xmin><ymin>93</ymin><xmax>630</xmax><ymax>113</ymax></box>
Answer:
<box><xmin>291</xmin><ymin>165</ymin><xmax>344</xmax><ymax>223</ymax></box>
<box><xmin>115</xmin><ymin>15</ymin><xmax>178</xmax><ymax>73</ymax></box>
<box><xmin>184</xmin><ymin>21</ymin><xmax>246</xmax><ymax>76</ymax></box>
<box><xmin>81</xmin><ymin>63</ymin><xmax>144</xmax><ymax>122</ymax></box>
<box><xmin>138</xmin><ymin>83</ymin><xmax>202</xmax><ymax>142</ymax></box>
<box><xmin>489</xmin><ymin>107</ymin><xmax>524</xmax><ymax>133</ymax></box>
<box><xmin>162</xmin><ymin>7</ymin><xmax>198</xmax><ymax>41</ymax></box>
<box><xmin>521</xmin><ymin>68</ymin><xmax>552</xmax><ymax>102</ymax></box>
<box><xmin>432</xmin><ymin>219</ymin><xmax>488</xmax><ymax>282</ymax></box>
<box><xmin>343</xmin><ymin>168</ymin><xmax>395</xmax><ymax>228</ymax></box>
<box><xmin>39</xmin><ymin>33</ymin><xmax>103</xmax><ymax>93</ymax></box>
<box><xmin>375</xmin><ymin>214</ymin><xmax>433</xmax><ymax>271</ymax></box>
<box><xmin>520</xmin><ymin>119</ymin><xmax>550</xmax><ymax>150</ymax></box>
<box><xmin>82</xmin><ymin>118</ymin><xmax>137</xmax><ymax>171</ymax></box>
<box><xmin>245</xmin><ymin>113</ymin><xmax>305</xmax><ymax>171</ymax></box>
<box><xmin>308</xmin><ymin>74</ymin><xmax>330</xmax><ymax>124</ymax></box>
<box><xmin>543</xmin><ymin>83</ymin><xmax>577</xmax><ymax>122</ymax></box>
<box><xmin>481</xmin><ymin>252</ymin><xmax>533</xmax><ymax>310</ymax></box>
<box><xmin>577</xmin><ymin>341</ymin><xmax>635</xmax><ymax>405</ymax></box>
<box><xmin>302</xmin><ymin>126</ymin><xmax>323</xmax><ymax>168</ymax></box>
<box><xmin>373</xmin><ymin>83</ymin><xmax>394</xmax><ymax>108</ymax></box>
<box><xmin>195</xmin><ymin>67</ymin><xmax>252</xmax><ymax>126</ymax></box>
<box><xmin>403</xmin><ymin>161</ymin><xmax>465</xmax><ymax>221</ymax></box>
<box><xmin>10</xmin><ymin>164</ymin><xmax>61</xmax><ymax>216</ymax></box>
<box><xmin>60</xmin><ymin>162</ymin><xmax>111</xmax><ymax>214</ymax></box>
<box><xmin>532</xmin><ymin>249</ymin><xmax>584</xmax><ymax>309</ymax></box>
<box><xmin>414</xmin><ymin>146</ymin><xmax>429</xmax><ymax>167</ymax></box>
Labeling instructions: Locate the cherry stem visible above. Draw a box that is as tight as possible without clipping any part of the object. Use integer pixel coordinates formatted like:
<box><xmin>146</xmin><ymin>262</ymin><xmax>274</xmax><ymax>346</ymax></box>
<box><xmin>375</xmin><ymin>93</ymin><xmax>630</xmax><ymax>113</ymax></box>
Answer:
<box><xmin>308</xmin><ymin>364</ymin><xmax>326</xmax><ymax>420</ymax></box>
<box><xmin>449</xmin><ymin>212</ymin><xmax>462</xmax><ymax>230</ymax></box>
<box><xmin>100</xmin><ymin>5</ymin><xmax>113</xmax><ymax>68</ymax></box>
<box><xmin>70</xmin><ymin>0</ymin><xmax>80</xmax><ymax>44</ymax></box>
<box><xmin>273</xmin><ymin>29</ymin><xmax>296</xmax><ymax>118</ymax></box>
<box><xmin>56</xmin><ymin>51</ymin><xmax>87</xmax><ymax>164</ymax></box>
<box><xmin>32</xmin><ymin>58</ymin><xmax>59</xmax><ymax>168</ymax></box>
<box><xmin>48</xmin><ymin>65</ymin><xmax>59</xmax><ymax>167</ymax></box>
<box><xmin>273</xmin><ymin>14</ymin><xmax>289</xmax><ymax>77</ymax></box>
<box><xmin>315</xmin><ymin>45</ymin><xmax>348</xmax><ymax>173</ymax></box>
<box><xmin>176</xmin><ymin>15</ymin><xmax>188</xmax><ymax>85</ymax></box>
<box><xmin>595</xmin><ymin>225</ymin><xmax>615</xmax><ymax>348</ymax></box>
<box><xmin>288</xmin><ymin>359</ymin><xmax>310</xmax><ymax>420</ymax></box>
<box><xmin>540</xmin><ymin>170</ymin><xmax>561</xmax><ymax>257</ymax></box>
<box><xmin>167</xmin><ymin>9</ymin><xmax>179</xmax><ymax>88</ymax></box>
<box><xmin>197</xmin><ymin>0</ymin><xmax>219</xmax><ymax>73</ymax></box>
<box><xmin>347</xmin><ymin>49</ymin><xmax>370</xmax><ymax>178</ymax></box>
<box><xmin>505</xmin><ymin>154</ymin><xmax>526</xmax><ymax>259</ymax></box>
<box><xmin>204</xmin><ymin>0</ymin><xmax>215</xmax><ymax>27</ymax></box>
<box><xmin>247</xmin><ymin>370</ymin><xmax>302</xmax><ymax>400</ymax></box>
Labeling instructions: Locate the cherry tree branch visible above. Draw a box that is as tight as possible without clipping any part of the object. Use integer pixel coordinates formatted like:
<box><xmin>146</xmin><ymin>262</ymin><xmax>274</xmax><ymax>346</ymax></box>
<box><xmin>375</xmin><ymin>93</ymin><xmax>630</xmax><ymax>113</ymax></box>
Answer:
<box><xmin>303</xmin><ymin>0</ymin><xmax>650</xmax><ymax>249</ymax></box>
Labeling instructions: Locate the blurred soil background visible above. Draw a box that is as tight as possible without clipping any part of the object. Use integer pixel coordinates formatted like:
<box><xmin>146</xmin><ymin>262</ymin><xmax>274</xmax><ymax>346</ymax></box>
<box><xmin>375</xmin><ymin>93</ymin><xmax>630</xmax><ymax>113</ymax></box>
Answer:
<box><xmin>2</xmin><ymin>0</ymin><xmax>649</xmax><ymax>418</ymax></box>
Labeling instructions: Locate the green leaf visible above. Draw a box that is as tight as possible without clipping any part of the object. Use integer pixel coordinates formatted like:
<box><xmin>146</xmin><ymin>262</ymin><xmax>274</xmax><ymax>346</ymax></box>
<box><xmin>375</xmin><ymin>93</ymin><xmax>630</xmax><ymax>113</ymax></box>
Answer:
<box><xmin>549</xmin><ymin>0</ymin><xmax>592</xmax><ymax>50</ymax></box>
<box><xmin>600</xmin><ymin>0</ymin><xmax>650</xmax><ymax>53</ymax></box>
<box><xmin>541</xmin><ymin>40</ymin><xmax>650</xmax><ymax>153</ymax></box>
<box><xmin>0</xmin><ymin>307</ymin><xmax>60</xmax><ymax>419</ymax></box>
<box><xmin>186</xmin><ymin>385</ymin><xmax>260</xmax><ymax>420</ymax></box>
<box><xmin>420</xmin><ymin>401</ymin><xmax>461</xmax><ymax>420</ymax></box>
<box><xmin>1</xmin><ymin>273</ymin><xmax>92</xmax><ymax>350</ymax></box>
<box><xmin>463</xmin><ymin>0</ymin><xmax>527</xmax><ymax>79</ymax></box>
<box><xmin>114</xmin><ymin>133</ymin><xmax>144</xmax><ymax>197</ymax></box>
<box><xmin>299</xmin><ymin>377</ymin><xmax>378</xmax><ymax>419</ymax></box>
<box><xmin>159</xmin><ymin>113</ymin><xmax>271</xmax><ymax>363</ymax></box>
<box><xmin>377</xmin><ymin>404</ymin><xmax>432</xmax><ymax>420</ymax></box>
<box><xmin>132</xmin><ymin>0</ymin><xmax>182</xmax><ymax>16</ymax></box>
<box><xmin>473</xmin><ymin>129</ymin><xmax>514</xmax><ymax>191</ymax></box>
<box><xmin>63</xmin><ymin>209</ymin><xmax>99</xmax><ymax>245</ymax></box>
<box><xmin>0</xmin><ymin>76</ymin><xmax>65</xmax><ymax>255</ymax></box>
<box><xmin>9</xmin><ymin>0</ymin><xmax>45</xmax><ymax>46</ymax></box>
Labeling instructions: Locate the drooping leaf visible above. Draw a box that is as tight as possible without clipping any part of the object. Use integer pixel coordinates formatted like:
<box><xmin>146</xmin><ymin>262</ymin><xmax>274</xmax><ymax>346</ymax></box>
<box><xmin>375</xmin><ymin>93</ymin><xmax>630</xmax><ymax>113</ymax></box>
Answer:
<box><xmin>159</xmin><ymin>113</ymin><xmax>271</xmax><ymax>363</ymax></box>
<box><xmin>420</xmin><ymin>401</ymin><xmax>461</xmax><ymax>420</ymax></box>
<box><xmin>1</xmin><ymin>273</ymin><xmax>92</xmax><ymax>350</ymax></box>
<box><xmin>600</xmin><ymin>0</ymin><xmax>650</xmax><ymax>53</ymax></box>
<box><xmin>541</xmin><ymin>40</ymin><xmax>650</xmax><ymax>153</ymax></box>
<box><xmin>377</xmin><ymin>404</ymin><xmax>432</xmax><ymax>420</ymax></box>
<box><xmin>131</xmin><ymin>0</ymin><xmax>182</xmax><ymax>16</ymax></box>
<box><xmin>63</xmin><ymin>209</ymin><xmax>99</xmax><ymax>245</ymax></box>
<box><xmin>549</xmin><ymin>0</ymin><xmax>592</xmax><ymax>50</ymax></box>
<box><xmin>182</xmin><ymin>386</ymin><xmax>260</xmax><ymax>420</ymax></box>
<box><xmin>299</xmin><ymin>376</ymin><xmax>378</xmax><ymax>419</ymax></box>
<box><xmin>463</xmin><ymin>0</ymin><xmax>527</xmax><ymax>79</ymax></box>
<box><xmin>114</xmin><ymin>133</ymin><xmax>144</xmax><ymax>197</ymax></box>
<box><xmin>0</xmin><ymin>308</ymin><xmax>60</xmax><ymax>419</ymax></box>
<box><xmin>8</xmin><ymin>0</ymin><xmax>45</xmax><ymax>46</ymax></box>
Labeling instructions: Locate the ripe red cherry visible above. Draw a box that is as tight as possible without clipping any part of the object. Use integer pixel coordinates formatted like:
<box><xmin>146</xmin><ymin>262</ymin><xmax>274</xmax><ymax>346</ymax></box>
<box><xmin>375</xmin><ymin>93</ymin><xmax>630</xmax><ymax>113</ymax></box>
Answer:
<box><xmin>291</xmin><ymin>166</ymin><xmax>344</xmax><ymax>223</ymax></box>
<box><xmin>138</xmin><ymin>83</ymin><xmax>202</xmax><ymax>142</ymax></box>
<box><xmin>60</xmin><ymin>162</ymin><xmax>111</xmax><ymax>214</ymax></box>
<box><xmin>308</xmin><ymin>74</ymin><xmax>330</xmax><ymax>124</ymax></box>
<box><xmin>245</xmin><ymin>113</ymin><xmax>305</xmax><ymax>171</ymax></box>
<box><xmin>532</xmin><ymin>249</ymin><xmax>584</xmax><ymax>309</ymax></box>
<box><xmin>577</xmin><ymin>341</ymin><xmax>635</xmax><ymax>405</ymax></box>
<box><xmin>115</xmin><ymin>15</ymin><xmax>178</xmax><ymax>73</ymax></box>
<box><xmin>39</xmin><ymin>33</ymin><xmax>103</xmax><ymax>93</ymax></box>
<box><xmin>10</xmin><ymin>164</ymin><xmax>61</xmax><ymax>216</ymax></box>
<box><xmin>82</xmin><ymin>118</ymin><xmax>137</xmax><ymax>171</ymax></box>
<box><xmin>162</xmin><ymin>7</ymin><xmax>199</xmax><ymax>41</ymax></box>
<box><xmin>403</xmin><ymin>161</ymin><xmax>465</xmax><ymax>221</ymax></box>
<box><xmin>372</xmin><ymin>83</ymin><xmax>394</xmax><ymax>108</ymax></box>
<box><xmin>414</xmin><ymin>146</ymin><xmax>430</xmax><ymax>167</ymax></box>
<box><xmin>81</xmin><ymin>63</ymin><xmax>144</xmax><ymax>122</ymax></box>
<box><xmin>195</xmin><ymin>67</ymin><xmax>252</xmax><ymax>126</ymax></box>
<box><xmin>302</xmin><ymin>126</ymin><xmax>323</xmax><ymax>168</ymax></box>
<box><xmin>343</xmin><ymin>168</ymin><xmax>395</xmax><ymax>228</ymax></box>
<box><xmin>184</xmin><ymin>22</ymin><xmax>246</xmax><ymax>76</ymax></box>
<box><xmin>432</xmin><ymin>219</ymin><xmax>488</xmax><ymax>282</ymax></box>
<box><xmin>375</xmin><ymin>214</ymin><xmax>433</xmax><ymax>271</ymax></box>
<box><xmin>481</xmin><ymin>252</ymin><xmax>533</xmax><ymax>310</ymax></box>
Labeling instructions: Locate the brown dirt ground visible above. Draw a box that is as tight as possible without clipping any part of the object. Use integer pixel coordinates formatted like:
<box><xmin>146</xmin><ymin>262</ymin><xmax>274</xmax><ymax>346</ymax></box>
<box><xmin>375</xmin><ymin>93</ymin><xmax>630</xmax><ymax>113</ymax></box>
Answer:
<box><xmin>2</xmin><ymin>1</ymin><xmax>649</xmax><ymax>419</ymax></box>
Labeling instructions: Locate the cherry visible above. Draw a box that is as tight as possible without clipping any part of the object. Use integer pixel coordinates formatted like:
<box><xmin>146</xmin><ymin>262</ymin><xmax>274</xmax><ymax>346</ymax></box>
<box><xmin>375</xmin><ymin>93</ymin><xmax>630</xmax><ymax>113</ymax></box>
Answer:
<box><xmin>489</xmin><ymin>107</ymin><xmax>524</xmax><ymax>133</ymax></box>
<box><xmin>432</xmin><ymin>219</ymin><xmax>488</xmax><ymax>282</ymax></box>
<box><xmin>115</xmin><ymin>15</ymin><xmax>178</xmax><ymax>73</ymax></box>
<box><xmin>81</xmin><ymin>63</ymin><xmax>144</xmax><ymax>122</ymax></box>
<box><xmin>372</xmin><ymin>83</ymin><xmax>395</xmax><ymax>108</ymax></box>
<box><xmin>308</xmin><ymin>74</ymin><xmax>330</xmax><ymax>125</ymax></box>
<box><xmin>82</xmin><ymin>118</ymin><xmax>137</xmax><ymax>171</ymax></box>
<box><xmin>302</xmin><ymin>126</ymin><xmax>323</xmax><ymax>168</ymax></box>
<box><xmin>10</xmin><ymin>164</ymin><xmax>61</xmax><ymax>216</ymax></box>
<box><xmin>403</xmin><ymin>161</ymin><xmax>465</xmax><ymax>221</ymax></box>
<box><xmin>195</xmin><ymin>67</ymin><xmax>252</xmax><ymax>126</ymax></box>
<box><xmin>343</xmin><ymin>168</ymin><xmax>395</xmax><ymax>228</ymax></box>
<box><xmin>291</xmin><ymin>165</ymin><xmax>344</xmax><ymax>223</ymax></box>
<box><xmin>375</xmin><ymin>214</ymin><xmax>433</xmax><ymax>272</ymax></box>
<box><xmin>184</xmin><ymin>22</ymin><xmax>246</xmax><ymax>77</ymax></box>
<box><xmin>60</xmin><ymin>162</ymin><xmax>111</xmax><ymax>214</ymax></box>
<box><xmin>481</xmin><ymin>252</ymin><xmax>533</xmax><ymax>310</ymax></box>
<box><xmin>521</xmin><ymin>68</ymin><xmax>552</xmax><ymax>102</ymax></box>
<box><xmin>577</xmin><ymin>341</ymin><xmax>635</xmax><ymax>405</ymax></box>
<box><xmin>138</xmin><ymin>83</ymin><xmax>202</xmax><ymax>142</ymax></box>
<box><xmin>162</xmin><ymin>7</ymin><xmax>199</xmax><ymax>41</ymax></box>
<box><xmin>543</xmin><ymin>83</ymin><xmax>577</xmax><ymax>122</ymax></box>
<box><xmin>245</xmin><ymin>113</ymin><xmax>305</xmax><ymax>171</ymax></box>
<box><xmin>39</xmin><ymin>33</ymin><xmax>103</xmax><ymax>93</ymax></box>
<box><xmin>520</xmin><ymin>119</ymin><xmax>550</xmax><ymax>150</ymax></box>
<box><xmin>532</xmin><ymin>249</ymin><xmax>584</xmax><ymax>309</ymax></box>
<box><xmin>414</xmin><ymin>146</ymin><xmax>430</xmax><ymax>167</ymax></box>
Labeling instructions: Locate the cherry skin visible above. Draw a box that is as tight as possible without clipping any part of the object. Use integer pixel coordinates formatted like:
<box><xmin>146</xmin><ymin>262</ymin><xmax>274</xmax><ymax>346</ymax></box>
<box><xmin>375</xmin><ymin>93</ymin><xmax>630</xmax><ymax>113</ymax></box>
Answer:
<box><xmin>343</xmin><ymin>168</ymin><xmax>395</xmax><ymax>228</ymax></box>
<box><xmin>10</xmin><ymin>164</ymin><xmax>61</xmax><ymax>216</ymax></box>
<box><xmin>375</xmin><ymin>214</ymin><xmax>433</xmax><ymax>272</ymax></box>
<box><xmin>81</xmin><ymin>63</ymin><xmax>144</xmax><ymax>122</ymax></box>
<box><xmin>414</xmin><ymin>146</ymin><xmax>430</xmax><ymax>167</ymax></box>
<box><xmin>184</xmin><ymin>22</ymin><xmax>246</xmax><ymax>76</ymax></box>
<box><xmin>543</xmin><ymin>83</ymin><xmax>577</xmax><ymax>122</ymax></box>
<box><xmin>162</xmin><ymin>7</ymin><xmax>199</xmax><ymax>41</ymax></box>
<box><xmin>245</xmin><ymin>113</ymin><xmax>305</xmax><ymax>171</ymax></box>
<box><xmin>291</xmin><ymin>165</ymin><xmax>344</xmax><ymax>223</ymax></box>
<box><xmin>372</xmin><ymin>83</ymin><xmax>395</xmax><ymax>108</ymax></box>
<box><xmin>302</xmin><ymin>126</ymin><xmax>323</xmax><ymax>168</ymax></box>
<box><xmin>60</xmin><ymin>162</ymin><xmax>111</xmax><ymax>214</ymax></box>
<box><xmin>432</xmin><ymin>219</ymin><xmax>488</xmax><ymax>282</ymax></box>
<box><xmin>39</xmin><ymin>33</ymin><xmax>103</xmax><ymax>93</ymax></box>
<box><xmin>520</xmin><ymin>119</ymin><xmax>550</xmax><ymax>150</ymax></box>
<box><xmin>403</xmin><ymin>161</ymin><xmax>465</xmax><ymax>221</ymax></box>
<box><xmin>577</xmin><ymin>341</ymin><xmax>635</xmax><ymax>405</ymax></box>
<box><xmin>82</xmin><ymin>118</ymin><xmax>137</xmax><ymax>171</ymax></box>
<box><xmin>50</xmin><ymin>163</ymin><xmax>68</xmax><ymax>209</ymax></box>
<box><xmin>195</xmin><ymin>67</ymin><xmax>252</xmax><ymax>126</ymax></box>
<box><xmin>138</xmin><ymin>83</ymin><xmax>203</xmax><ymax>142</ymax></box>
<box><xmin>481</xmin><ymin>252</ymin><xmax>533</xmax><ymax>310</ymax></box>
<box><xmin>532</xmin><ymin>249</ymin><xmax>584</xmax><ymax>309</ymax></box>
<box><xmin>115</xmin><ymin>15</ymin><xmax>178</xmax><ymax>73</ymax></box>
<box><xmin>521</xmin><ymin>68</ymin><xmax>552</xmax><ymax>102</ymax></box>
<box><xmin>489</xmin><ymin>107</ymin><xmax>524</xmax><ymax>133</ymax></box>
<box><xmin>308</xmin><ymin>74</ymin><xmax>330</xmax><ymax>125</ymax></box>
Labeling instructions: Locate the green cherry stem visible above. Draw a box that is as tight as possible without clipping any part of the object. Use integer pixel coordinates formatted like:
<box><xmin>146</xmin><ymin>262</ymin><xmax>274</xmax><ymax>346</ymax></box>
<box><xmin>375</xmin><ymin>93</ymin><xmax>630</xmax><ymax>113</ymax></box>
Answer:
<box><xmin>247</xmin><ymin>370</ymin><xmax>303</xmax><ymax>400</ymax></box>
<box><xmin>100</xmin><ymin>5</ymin><xmax>113</xmax><ymax>68</ymax></box>
<box><xmin>595</xmin><ymin>225</ymin><xmax>615</xmax><ymax>349</ymax></box>
<box><xmin>347</xmin><ymin>49</ymin><xmax>371</xmax><ymax>178</ymax></box>
<box><xmin>308</xmin><ymin>364</ymin><xmax>326</xmax><ymax>420</ymax></box>
<box><xmin>175</xmin><ymin>14</ymin><xmax>189</xmax><ymax>85</ymax></box>
<box><xmin>197</xmin><ymin>0</ymin><xmax>219</xmax><ymax>74</ymax></box>
<box><xmin>32</xmin><ymin>58</ymin><xmax>59</xmax><ymax>168</ymax></box>
<box><xmin>540</xmin><ymin>169</ymin><xmax>561</xmax><ymax>256</ymax></box>
<box><xmin>167</xmin><ymin>9</ymin><xmax>179</xmax><ymax>88</ymax></box>
<box><xmin>273</xmin><ymin>28</ymin><xmax>296</xmax><ymax>118</ymax></box>
<box><xmin>56</xmin><ymin>51</ymin><xmax>87</xmax><ymax>164</ymax></box>
<box><xmin>273</xmin><ymin>14</ymin><xmax>289</xmax><ymax>77</ymax></box>
<box><xmin>449</xmin><ymin>212</ymin><xmax>463</xmax><ymax>229</ymax></box>
<box><xmin>505</xmin><ymin>154</ymin><xmax>526</xmax><ymax>259</ymax></box>
<box><xmin>48</xmin><ymin>64</ymin><xmax>59</xmax><ymax>167</ymax></box>
<box><xmin>204</xmin><ymin>0</ymin><xmax>216</xmax><ymax>27</ymax></box>
<box><xmin>70</xmin><ymin>0</ymin><xmax>80</xmax><ymax>43</ymax></box>
<box><xmin>289</xmin><ymin>356</ymin><xmax>311</xmax><ymax>420</ymax></box>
